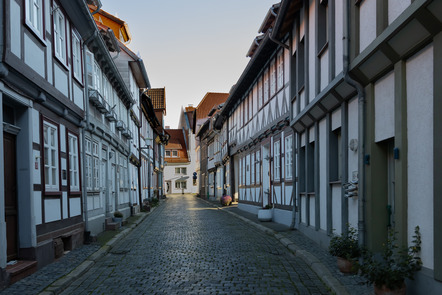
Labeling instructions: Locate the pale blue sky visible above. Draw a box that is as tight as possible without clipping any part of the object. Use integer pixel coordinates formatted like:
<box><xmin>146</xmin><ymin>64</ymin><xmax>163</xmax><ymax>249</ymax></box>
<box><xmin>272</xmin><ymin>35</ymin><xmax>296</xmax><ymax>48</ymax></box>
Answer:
<box><xmin>101</xmin><ymin>0</ymin><xmax>277</xmax><ymax>128</ymax></box>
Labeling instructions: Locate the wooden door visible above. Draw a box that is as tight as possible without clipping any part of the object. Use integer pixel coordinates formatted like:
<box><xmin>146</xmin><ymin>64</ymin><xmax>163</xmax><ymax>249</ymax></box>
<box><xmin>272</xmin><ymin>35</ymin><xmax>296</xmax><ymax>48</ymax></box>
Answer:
<box><xmin>4</xmin><ymin>132</ymin><xmax>18</xmax><ymax>261</ymax></box>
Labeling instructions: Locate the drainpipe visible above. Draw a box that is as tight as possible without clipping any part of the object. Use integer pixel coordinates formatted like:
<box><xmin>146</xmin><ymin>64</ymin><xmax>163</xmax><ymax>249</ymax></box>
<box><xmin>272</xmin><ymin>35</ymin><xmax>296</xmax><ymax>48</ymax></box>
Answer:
<box><xmin>81</xmin><ymin>31</ymin><xmax>99</xmax><ymax>235</ymax></box>
<box><xmin>343</xmin><ymin>0</ymin><xmax>366</xmax><ymax>246</ymax></box>
<box><xmin>90</xmin><ymin>0</ymin><xmax>102</xmax><ymax>15</ymax></box>
<box><xmin>269</xmin><ymin>6</ymin><xmax>289</xmax><ymax>50</ymax></box>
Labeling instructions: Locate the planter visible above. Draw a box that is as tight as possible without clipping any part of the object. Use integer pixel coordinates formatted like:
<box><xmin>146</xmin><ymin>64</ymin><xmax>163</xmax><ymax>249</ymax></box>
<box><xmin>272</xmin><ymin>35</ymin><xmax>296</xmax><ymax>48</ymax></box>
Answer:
<box><xmin>258</xmin><ymin>209</ymin><xmax>273</xmax><ymax>222</ymax></box>
<box><xmin>336</xmin><ymin>257</ymin><xmax>357</xmax><ymax>274</ymax></box>
<box><xmin>374</xmin><ymin>282</ymin><xmax>406</xmax><ymax>295</ymax></box>
<box><xmin>220</xmin><ymin>195</ymin><xmax>232</xmax><ymax>206</ymax></box>
<box><xmin>112</xmin><ymin>217</ymin><xmax>122</xmax><ymax>226</ymax></box>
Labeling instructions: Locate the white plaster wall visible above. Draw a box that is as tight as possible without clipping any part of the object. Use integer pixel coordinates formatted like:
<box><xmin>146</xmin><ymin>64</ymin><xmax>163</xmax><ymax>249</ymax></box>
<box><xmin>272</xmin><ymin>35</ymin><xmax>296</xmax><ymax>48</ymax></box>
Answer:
<box><xmin>32</xmin><ymin>109</ymin><xmax>40</xmax><ymax>144</ymax></box>
<box><xmin>45</xmin><ymin>199</ymin><xmax>61</xmax><ymax>222</ymax></box>
<box><xmin>331</xmin><ymin>184</ymin><xmax>342</xmax><ymax>234</ymax></box>
<box><xmin>320</xmin><ymin>49</ymin><xmax>329</xmax><ymax>91</ymax></box>
<box><xmin>285</xmin><ymin>185</ymin><xmax>293</xmax><ymax>206</ymax></box>
<box><xmin>60</xmin><ymin>125</ymin><xmax>66</xmax><ymax>152</ymax></box>
<box><xmin>300</xmin><ymin>90</ymin><xmax>306</xmax><ymax>111</ymax></box>
<box><xmin>309</xmin><ymin>196</ymin><xmax>315</xmax><ymax>226</ymax></box>
<box><xmin>62</xmin><ymin>192</ymin><xmax>68</xmax><ymax>218</ymax></box>
<box><xmin>24</xmin><ymin>35</ymin><xmax>45</xmax><ymax>77</ymax></box>
<box><xmin>309</xmin><ymin>0</ymin><xmax>316</xmax><ymax>102</ymax></box>
<box><xmin>359</xmin><ymin>0</ymin><xmax>377</xmax><ymax>53</ymax></box>
<box><xmin>274</xmin><ymin>208</ymin><xmax>292</xmax><ymax>227</ymax></box>
<box><xmin>292</xmin><ymin>98</ymin><xmax>298</xmax><ymax>118</ymax></box>
<box><xmin>33</xmin><ymin>150</ymin><xmax>41</xmax><ymax>184</ymax></box>
<box><xmin>70</xmin><ymin>197</ymin><xmax>82</xmax><ymax>217</ymax></box>
<box><xmin>347</xmin><ymin>98</ymin><xmax>359</xmax><ymax>228</ymax></box>
<box><xmin>335</xmin><ymin>0</ymin><xmax>344</xmax><ymax>74</ymax></box>
<box><xmin>54</xmin><ymin>65</ymin><xmax>69</xmax><ymax>97</ymax></box>
<box><xmin>309</xmin><ymin>126</ymin><xmax>315</xmax><ymax>142</ymax></box>
<box><xmin>319</xmin><ymin>119</ymin><xmax>327</xmax><ymax>231</ymax></box>
<box><xmin>406</xmin><ymin>44</ymin><xmax>434</xmax><ymax>269</ymax></box>
<box><xmin>301</xmin><ymin>195</ymin><xmax>307</xmax><ymax>223</ymax></box>
<box><xmin>388</xmin><ymin>0</ymin><xmax>411</xmax><ymax>25</ymax></box>
<box><xmin>10</xmin><ymin>1</ymin><xmax>21</xmax><ymax>57</ymax></box>
<box><xmin>331</xmin><ymin>108</ymin><xmax>341</xmax><ymax>131</ymax></box>
<box><xmin>284</xmin><ymin>49</ymin><xmax>290</xmax><ymax>86</ymax></box>
<box><xmin>73</xmin><ymin>83</ymin><xmax>84</xmax><ymax>110</ymax></box>
<box><xmin>34</xmin><ymin>191</ymin><xmax>42</xmax><ymax>225</ymax></box>
<box><xmin>375</xmin><ymin>71</ymin><xmax>395</xmax><ymax>142</ymax></box>
<box><xmin>238</xmin><ymin>202</ymin><xmax>259</xmax><ymax>215</ymax></box>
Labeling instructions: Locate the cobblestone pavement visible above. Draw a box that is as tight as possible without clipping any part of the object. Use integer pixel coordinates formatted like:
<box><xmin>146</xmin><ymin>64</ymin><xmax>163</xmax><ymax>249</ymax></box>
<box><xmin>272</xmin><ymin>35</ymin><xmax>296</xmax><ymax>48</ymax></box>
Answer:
<box><xmin>60</xmin><ymin>195</ymin><xmax>330</xmax><ymax>295</ymax></box>
<box><xmin>0</xmin><ymin>244</ymin><xmax>100</xmax><ymax>295</ymax></box>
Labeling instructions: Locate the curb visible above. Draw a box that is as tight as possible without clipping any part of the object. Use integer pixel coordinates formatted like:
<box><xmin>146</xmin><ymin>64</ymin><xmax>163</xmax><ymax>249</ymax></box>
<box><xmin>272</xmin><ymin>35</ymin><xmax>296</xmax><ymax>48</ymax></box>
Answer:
<box><xmin>199</xmin><ymin>198</ymin><xmax>350</xmax><ymax>295</ymax></box>
<box><xmin>38</xmin><ymin>205</ymin><xmax>158</xmax><ymax>295</ymax></box>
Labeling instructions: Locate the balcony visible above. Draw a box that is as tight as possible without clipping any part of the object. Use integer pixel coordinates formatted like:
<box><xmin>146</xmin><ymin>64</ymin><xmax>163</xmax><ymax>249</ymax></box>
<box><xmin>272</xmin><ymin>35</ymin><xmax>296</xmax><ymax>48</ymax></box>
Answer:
<box><xmin>116</xmin><ymin>120</ymin><xmax>126</xmax><ymax>131</ymax></box>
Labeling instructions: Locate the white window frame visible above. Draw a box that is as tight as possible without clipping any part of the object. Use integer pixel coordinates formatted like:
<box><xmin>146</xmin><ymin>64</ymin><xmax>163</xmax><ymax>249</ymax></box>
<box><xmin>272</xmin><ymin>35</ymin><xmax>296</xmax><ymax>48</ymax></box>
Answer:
<box><xmin>53</xmin><ymin>3</ymin><xmax>66</xmax><ymax>63</ymax></box>
<box><xmin>165</xmin><ymin>150</ymin><xmax>171</xmax><ymax>157</ymax></box>
<box><xmin>92</xmin><ymin>141</ymin><xmax>99</xmax><ymax>191</ymax></box>
<box><xmin>274</xmin><ymin>140</ymin><xmax>281</xmax><ymax>181</ymax></box>
<box><xmin>172</xmin><ymin>150</ymin><xmax>178</xmax><ymax>157</ymax></box>
<box><xmin>68</xmin><ymin>133</ymin><xmax>80</xmax><ymax>191</ymax></box>
<box><xmin>25</xmin><ymin>0</ymin><xmax>43</xmax><ymax>38</ymax></box>
<box><xmin>270</xmin><ymin>60</ymin><xmax>276</xmax><ymax>96</ymax></box>
<box><xmin>72</xmin><ymin>31</ymin><xmax>82</xmax><ymax>81</ymax></box>
<box><xmin>43</xmin><ymin>121</ymin><xmax>59</xmax><ymax>191</ymax></box>
<box><xmin>85</xmin><ymin>138</ymin><xmax>92</xmax><ymax>191</ymax></box>
<box><xmin>285</xmin><ymin>135</ymin><xmax>293</xmax><ymax>179</ymax></box>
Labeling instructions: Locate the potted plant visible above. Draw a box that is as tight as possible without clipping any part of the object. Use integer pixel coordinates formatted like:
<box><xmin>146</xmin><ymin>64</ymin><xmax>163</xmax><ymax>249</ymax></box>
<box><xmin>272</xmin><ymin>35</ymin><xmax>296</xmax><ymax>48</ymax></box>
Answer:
<box><xmin>220</xmin><ymin>195</ymin><xmax>232</xmax><ymax>206</ymax></box>
<box><xmin>112</xmin><ymin>211</ymin><xmax>123</xmax><ymax>226</ymax></box>
<box><xmin>360</xmin><ymin>226</ymin><xmax>422</xmax><ymax>295</ymax></box>
<box><xmin>258</xmin><ymin>204</ymin><xmax>273</xmax><ymax>222</ymax></box>
<box><xmin>328</xmin><ymin>225</ymin><xmax>361</xmax><ymax>273</ymax></box>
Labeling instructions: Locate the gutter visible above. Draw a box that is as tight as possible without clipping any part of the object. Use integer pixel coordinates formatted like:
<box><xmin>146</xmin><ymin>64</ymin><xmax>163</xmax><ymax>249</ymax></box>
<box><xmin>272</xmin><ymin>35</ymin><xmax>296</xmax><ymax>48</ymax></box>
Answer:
<box><xmin>343</xmin><ymin>0</ymin><xmax>366</xmax><ymax>246</ymax></box>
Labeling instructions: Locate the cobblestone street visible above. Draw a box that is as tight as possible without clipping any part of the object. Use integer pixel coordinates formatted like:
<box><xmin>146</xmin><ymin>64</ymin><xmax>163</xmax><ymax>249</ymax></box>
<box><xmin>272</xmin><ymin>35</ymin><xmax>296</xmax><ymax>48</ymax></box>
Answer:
<box><xmin>59</xmin><ymin>195</ymin><xmax>329</xmax><ymax>294</ymax></box>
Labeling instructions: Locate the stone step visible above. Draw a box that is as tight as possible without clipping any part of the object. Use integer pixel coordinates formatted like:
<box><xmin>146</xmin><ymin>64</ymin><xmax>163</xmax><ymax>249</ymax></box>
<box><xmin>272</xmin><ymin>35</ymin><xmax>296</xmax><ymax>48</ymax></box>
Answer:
<box><xmin>6</xmin><ymin>260</ymin><xmax>38</xmax><ymax>284</ymax></box>
<box><xmin>105</xmin><ymin>222</ymin><xmax>120</xmax><ymax>231</ymax></box>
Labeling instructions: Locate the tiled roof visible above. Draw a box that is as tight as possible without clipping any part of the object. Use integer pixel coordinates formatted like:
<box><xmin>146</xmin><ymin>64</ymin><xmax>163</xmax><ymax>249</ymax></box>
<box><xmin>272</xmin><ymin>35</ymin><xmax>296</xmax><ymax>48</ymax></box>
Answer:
<box><xmin>165</xmin><ymin>129</ymin><xmax>188</xmax><ymax>163</ymax></box>
<box><xmin>148</xmin><ymin>88</ymin><xmax>166</xmax><ymax>113</ymax></box>
<box><xmin>195</xmin><ymin>92</ymin><xmax>229</xmax><ymax>121</ymax></box>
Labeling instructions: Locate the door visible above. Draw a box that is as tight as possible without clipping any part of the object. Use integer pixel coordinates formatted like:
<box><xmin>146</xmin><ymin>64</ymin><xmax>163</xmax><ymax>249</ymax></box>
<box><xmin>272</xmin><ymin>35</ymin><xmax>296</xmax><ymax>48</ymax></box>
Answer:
<box><xmin>165</xmin><ymin>181</ymin><xmax>171</xmax><ymax>194</ymax></box>
<box><xmin>262</xmin><ymin>145</ymin><xmax>270</xmax><ymax>207</ymax></box>
<box><xmin>4</xmin><ymin>132</ymin><xmax>18</xmax><ymax>261</ymax></box>
<box><xmin>109</xmin><ymin>163</ymin><xmax>116</xmax><ymax>213</ymax></box>
<box><xmin>387</xmin><ymin>141</ymin><xmax>395</xmax><ymax>228</ymax></box>
<box><xmin>101</xmin><ymin>156</ymin><xmax>107</xmax><ymax>211</ymax></box>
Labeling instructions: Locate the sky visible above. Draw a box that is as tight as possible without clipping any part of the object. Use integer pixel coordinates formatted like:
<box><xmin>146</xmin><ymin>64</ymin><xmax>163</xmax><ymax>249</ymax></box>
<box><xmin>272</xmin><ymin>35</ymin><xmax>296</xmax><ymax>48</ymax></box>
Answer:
<box><xmin>101</xmin><ymin>0</ymin><xmax>278</xmax><ymax>129</ymax></box>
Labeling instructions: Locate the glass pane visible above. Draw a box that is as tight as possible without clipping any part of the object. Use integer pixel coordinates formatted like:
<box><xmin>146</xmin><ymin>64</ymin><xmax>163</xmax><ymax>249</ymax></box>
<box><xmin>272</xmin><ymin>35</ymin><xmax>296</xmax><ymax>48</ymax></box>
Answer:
<box><xmin>52</xmin><ymin>168</ymin><xmax>56</xmax><ymax>185</ymax></box>
<box><xmin>51</xmin><ymin>150</ymin><xmax>56</xmax><ymax>167</ymax></box>
<box><xmin>45</xmin><ymin>167</ymin><xmax>49</xmax><ymax>184</ymax></box>
<box><xmin>44</xmin><ymin>126</ymin><xmax>48</xmax><ymax>144</ymax></box>
<box><xmin>44</xmin><ymin>148</ymin><xmax>49</xmax><ymax>165</ymax></box>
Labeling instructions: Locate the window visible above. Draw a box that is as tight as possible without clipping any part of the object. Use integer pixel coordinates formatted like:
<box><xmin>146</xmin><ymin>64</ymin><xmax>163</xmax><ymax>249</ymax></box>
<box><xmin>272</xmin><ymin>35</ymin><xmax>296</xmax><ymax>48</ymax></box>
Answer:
<box><xmin>274</xmin><ymin>140</ymin><xmax>281</xmax><ymax>180</ymax></box>
<box><xmin>175</xmin><ymin>167</ymin><xmax>187</xmax><ymax>174</ymax></box>
<box><xmin>251</xmin><ymin>153</ymin><xmax>255</xmax><ymax>184</ymax></box>
<box><xmin>277</xmin><ymin>52</ymin><xmax>284</xmax><ymax>90</ymax></box>
<box><xmin>264</xmin><ymin>69</ymin><xmax>269</xmax><ymax>103</ymax></box>
<box><xmin>258</xmin><ymin>78</ymin><xmax>263</xmax><ymax>109</ymax></box>
<box><xmin>72</xmin><ymin>32</ymin><xmax>82</xmax><ymax>80</ymax></box>
<box><xmin>318</xmin><ymin>0</ymin><xmax>329</xmax><ymax>54</ymax></box>
<box><xmin>92</xmin><ymin>142</ymin><xmax>100</xmax><ymax>191</ymax></box>
<box><xmin>172</xmin><ymin>150</ymin><xmax>178</xmax><ymax>157</ymax></box>
<box><xmin>85</xmin><ymin>139</ymin><xmax>92</xmax><ymax>190</ymax></box>
<box><xmin>270</xmin><ymin>60</ymin><xmax>276</xmax><ymax>96</ymax></box>
<box><xmin>285</xmin><ymin>135</ymin><xmax>293</xmax><ymax>179</ymax></box>
<box><xmin>26</xmin><ymin>0</ymin><xmax>43</xmax><ymax>37</ymax></box>
<box><xmin>68</xmin><ymin>133</ymin><xmax>80</xmax><ymax>191</ymax></box>
<box><xmin>43</xmin><ymin>121</ymin><xmax>59</xmax><ymax>191</ymax></box>
<box><xmin>175</xmin><ymin>181</ymin><xmax>187</xmax><ymax>189</ymax></box>
<box><xmin>86</xmin><ymin>50</ymin><xmax>94</xmax><ymax>88</ymax></box>
<box><xmin>330</xmin><ymin>128</ymin><xmax>342</xmax><ymax>182</ymax></box>
<box><xmin>53</xmin><ymin>3</ymin><xmax>66</xmax><ymax>63</ymax></box>
<box><xmin>165</xmin><ymin>150</ymin><xmax>171</xmax><ymax>157</ymax></box>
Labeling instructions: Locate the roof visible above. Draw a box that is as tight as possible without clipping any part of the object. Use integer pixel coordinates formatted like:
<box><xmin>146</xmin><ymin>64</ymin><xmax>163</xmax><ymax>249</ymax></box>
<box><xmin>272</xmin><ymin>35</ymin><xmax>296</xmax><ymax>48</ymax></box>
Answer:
<box><xmin>165</xmin><ymin>129</ymin><xmax>189</xmax><ymax>163</ymax></box>
<box><xmin>148</xmin><ymin>88</ymin><xmax>166</xmax><ymax>113</ymax></box>
<box><xmin>89</xmin><ymin>6</ymin><xmax>132</xmax><ymax>43</ymax></box>
<box><xmin>195</xmin><ymin>92</ymin><xmax>229</xmax><ymax>121</ymax></box>
<box><xmin>258</xmin><ymin>3</ymin><xmax>280</xmax><ymax>34</ymax></box>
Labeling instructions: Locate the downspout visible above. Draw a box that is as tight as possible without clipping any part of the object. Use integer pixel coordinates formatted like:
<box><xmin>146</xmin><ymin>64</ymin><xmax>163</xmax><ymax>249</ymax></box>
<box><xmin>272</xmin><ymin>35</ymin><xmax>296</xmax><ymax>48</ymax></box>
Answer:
<box><xmin>269</xmin><ymin>6</ymin><xmax>289</xmax><ymax>50</ymax></box>
<box><xmin>343</xmin><ymin>0</ymin><xmax>366</xmax><ymax>246</ymax></box>
<box><xmin>81</xmin><ymin>31</ymin><xmax>99</xmax><ymax>235</ymax></box>
<box><xmin>90</xmin><ymin>0</ymin><xmax>102</xmax><ymax>15</ymax></box>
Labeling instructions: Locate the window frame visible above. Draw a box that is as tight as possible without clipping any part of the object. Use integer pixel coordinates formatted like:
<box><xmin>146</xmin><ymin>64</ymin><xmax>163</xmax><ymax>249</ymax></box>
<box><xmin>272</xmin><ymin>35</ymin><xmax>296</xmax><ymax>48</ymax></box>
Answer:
<box><xmin>71</xmin><ymin>30</ymin><xmax>83</xmax><ymax>82</ymax></box>
<box><xmin>92</xmin><ymin>141</ymin><xmax>100</xmax><ymax>191</ymax></box>
<box><xmin>25</xmin><ymin>0</ymin><xmax>44</xmax><ymax>40</ymax></box>
<box><xmin>53</xmin><ymin>2</ymin><xmax>67</xmax><ymax>65</ymax></box>
<box><xmin>68</xmin><ymin>132</ymin><xmax>80</xmax><ymax>192</ymax></box>
<box><xmin>273</xmin><ymin>140</ymin><xmax>281</xmax><ymax>181</ymax></box>
<box><xmin>285</xmin><ymin>135</ymin><xmax>293</xmax><ymax>179</ymax></box>
<box><xmin>43</xmin><ymin>120</ymin><xmax>60</xmax><ymax>192</ymax></box>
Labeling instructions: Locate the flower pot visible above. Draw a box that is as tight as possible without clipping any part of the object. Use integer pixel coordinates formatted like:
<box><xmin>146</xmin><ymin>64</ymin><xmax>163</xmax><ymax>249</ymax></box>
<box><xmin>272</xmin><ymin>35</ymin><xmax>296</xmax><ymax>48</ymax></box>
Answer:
<box><xmin>374</xmin><ymin>282</ymin><xmax>406</xmax><ymax>295</ymax></box>
<box><xmin>258</xmin><ymin>209</ymin><xmax>273</xmax><ymax>222</ymax></box>
<box><xmin>336</xmin><ymin>257</ymin><xmax>357</xmax><ymax>274</ymax></box>
<box><xmin>112</xmin><ymin>217</ymin><xmax>122</xmax><ymax>226</ymax></box>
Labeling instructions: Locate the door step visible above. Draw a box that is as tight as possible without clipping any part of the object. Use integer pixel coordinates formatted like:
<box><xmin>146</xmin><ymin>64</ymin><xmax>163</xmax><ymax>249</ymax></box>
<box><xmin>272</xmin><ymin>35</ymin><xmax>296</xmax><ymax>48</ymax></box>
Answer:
<box><xmin>6</xmin><ymin>260</ymin><xmax>38</xmax><ymax>284</ymax></box>
<box><xmin>105</xmin><ymin>217</ymin><xmax>120</xmax><ymax>231</ymax></box>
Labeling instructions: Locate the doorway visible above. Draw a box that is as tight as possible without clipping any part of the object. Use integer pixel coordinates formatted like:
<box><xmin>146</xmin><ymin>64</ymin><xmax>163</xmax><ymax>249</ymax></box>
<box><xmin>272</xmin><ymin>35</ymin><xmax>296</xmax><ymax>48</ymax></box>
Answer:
<box><xmin>262</xmin><ymin>145</ymin><xmax>270</xmax><ymax>208</ymax></box>
<box><xmin>4</xmin><ymin>132</ymin><xmax>18</xmax><ymax>261</ymax></box>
